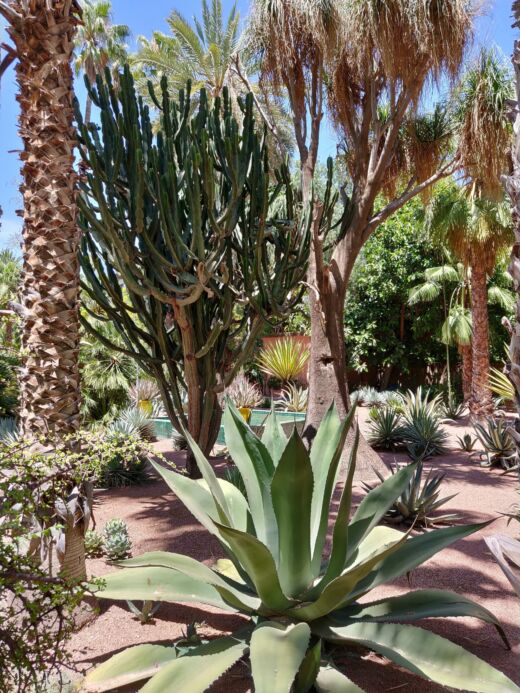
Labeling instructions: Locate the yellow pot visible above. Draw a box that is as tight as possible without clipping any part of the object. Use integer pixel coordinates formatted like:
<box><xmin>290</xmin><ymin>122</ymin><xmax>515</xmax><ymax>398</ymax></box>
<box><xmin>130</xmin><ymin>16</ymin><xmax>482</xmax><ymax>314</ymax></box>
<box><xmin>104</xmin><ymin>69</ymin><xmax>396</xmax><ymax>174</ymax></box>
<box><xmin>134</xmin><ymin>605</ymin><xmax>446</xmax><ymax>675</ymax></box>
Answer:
<box><xmin>239</xmin><ymin>407</ymin><xmax>252</xmax><ymax>423</ymax></box>
<box><xmin>139</xmin><ymin>399</ymin><xmax>153</xmax><ymax>416</ymax></box>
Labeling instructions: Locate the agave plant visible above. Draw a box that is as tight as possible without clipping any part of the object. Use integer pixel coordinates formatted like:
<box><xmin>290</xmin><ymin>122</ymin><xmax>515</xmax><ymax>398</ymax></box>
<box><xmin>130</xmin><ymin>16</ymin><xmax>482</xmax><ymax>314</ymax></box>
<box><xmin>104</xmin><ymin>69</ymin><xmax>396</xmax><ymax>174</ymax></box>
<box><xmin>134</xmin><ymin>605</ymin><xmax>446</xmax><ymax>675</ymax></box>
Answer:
<box><xmin>109</xmin><ymin>407</ymin><xmax>156</xmax><ymax>442</ymax></box>
<box><xmin>81</xmin><ymin>402</ymin><xmax>517</xmax><ymax>693</ymax></box>
<box><xmin>441</xmin><ymin>396</ymin><xmax>466</xmax><ymax>420</ymax></box>
<box><xmin>277</xmin><ymin>383</ymin><xmax>308</xmax><ymax>412</ymax></box>
<box><xmin>257</xmin><ymin>338</ymin><xmax>309</xmax><ymax>384</ymax></box>
<box><xmin>485</xmin><ymin>535</ymin><xmax>520</xmax><ymax>599</ymax></box>
<box><xmin>362</xmin><ymin>461</ymin><xmax>458</xmax><ymax>528</ymax></box>
<box><xmin>400</xmin><ymin>388</ymin><xmax>449</xmax><ymax>459</ymax></box>
<box><xmin>474</xmin><ymin>418</ymin><xmax>516</xmax><ymax>470</ymax></box>
<box><xmin>224</xmin><ymin>372</ymin><xmax>264</xmax><ymax>409</ymax></box>
<box><xmin>367</xmin><ymin>407</ymin><xmax>405</xmax><ymax>450</ymax></box>
<box><xmin>128</xmin><ymin>379</ymin><xmax>160</xmax><ymax>414</ymax></box>
<box><xmin>457</xmin><ymin>433</ymin><xmax>477</xmax><ymax>452</ymax></box>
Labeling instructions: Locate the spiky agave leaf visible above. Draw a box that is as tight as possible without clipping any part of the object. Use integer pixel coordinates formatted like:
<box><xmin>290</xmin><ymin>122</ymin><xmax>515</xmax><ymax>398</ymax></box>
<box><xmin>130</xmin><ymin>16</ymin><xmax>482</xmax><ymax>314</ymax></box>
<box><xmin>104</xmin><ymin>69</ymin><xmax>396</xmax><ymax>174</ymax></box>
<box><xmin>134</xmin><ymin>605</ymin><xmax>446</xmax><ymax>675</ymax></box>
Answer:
<box><xmin>82</xmin><ymin>402</ymin><xmax>519</xmax><ymax>693</ymax></box>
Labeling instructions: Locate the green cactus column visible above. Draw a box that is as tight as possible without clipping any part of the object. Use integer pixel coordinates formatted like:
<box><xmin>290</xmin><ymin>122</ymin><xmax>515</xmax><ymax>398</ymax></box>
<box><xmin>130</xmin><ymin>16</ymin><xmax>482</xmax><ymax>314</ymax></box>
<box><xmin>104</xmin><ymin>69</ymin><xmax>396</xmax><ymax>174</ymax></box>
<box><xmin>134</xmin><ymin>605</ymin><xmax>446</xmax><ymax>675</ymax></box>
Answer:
<box><xmin>77</xmin><ymin>68</ymin><xmax>320</xmax><ymax>476</ymax></box>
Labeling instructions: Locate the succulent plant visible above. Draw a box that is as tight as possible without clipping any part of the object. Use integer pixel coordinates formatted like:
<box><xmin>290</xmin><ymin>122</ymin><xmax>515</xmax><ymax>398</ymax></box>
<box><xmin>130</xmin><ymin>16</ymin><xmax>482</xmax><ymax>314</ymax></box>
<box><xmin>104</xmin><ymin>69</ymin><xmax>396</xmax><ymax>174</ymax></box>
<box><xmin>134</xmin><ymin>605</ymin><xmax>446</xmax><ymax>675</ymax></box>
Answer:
<box><xmin>474</xmin><ymin>418</ymin><xmax>516</xmax><ymax>470</ymax></box>
<box><xmin>172</xmin><ymin>428</ymin><xmax>188</xmax><ymax>451</ymax></box>
<box><xmin>485</xmin><ymin>535</ymin><xmax>520</xmax><ymax>599</ymax></box>
<box><xmin>126</xmin><ymin>600</ymin><xmax>161</xmax><ymax>624</ymax></box>
<box><xmin>257</xmin><ymin>338</ymin><xmax>309</xmax><ymax>384</ymax></box>
<box><xmin>276</xmin><ymin>383</ymin><xmax>308</xmax><ymax>412</ymax></box>
<box><xmin>103</xmin><ymin>519</ymin><xmax>132</xmax><ymax>561</ymax></box>
<box><xmin>367</xmin><ymin>407</ymin><xmax>405</xmax><ymax>450</ymax></box>
<box><xmin>362</xmin><ymin>461</ymin><xmax>458</xmax><ymax>527</ymax></box>
<box><xmin>441</xmin><ymin>396</ymin><xmax>466</xmax><ymax>420</ymax></box>
<box><xmin>82</xmin><ymin>402</ymin><xmax>516</xmax><ymax>693</ymax></box>
<box><xmin>109</xmin><ymin>407</ymin><xmax>156</xmax><ymax>442</ymax></box>
<box><xmin>457</xmin><ymin>432</ymin><xmax>477</xmax><ymax>452</ymax></box>
<box><xmin>84</xmin><ymin>529</ymin><xmax>104</xmax><ymax>558</ymax></box>
<box><xmin>400</xmin><ymin>387</ymin><xmax>449</xmax><ymax>459</ymax></box>
<box><xmin>224</xmin><ymin>372</ymin><xmax>263</xmax><ymax>410</ymax></box>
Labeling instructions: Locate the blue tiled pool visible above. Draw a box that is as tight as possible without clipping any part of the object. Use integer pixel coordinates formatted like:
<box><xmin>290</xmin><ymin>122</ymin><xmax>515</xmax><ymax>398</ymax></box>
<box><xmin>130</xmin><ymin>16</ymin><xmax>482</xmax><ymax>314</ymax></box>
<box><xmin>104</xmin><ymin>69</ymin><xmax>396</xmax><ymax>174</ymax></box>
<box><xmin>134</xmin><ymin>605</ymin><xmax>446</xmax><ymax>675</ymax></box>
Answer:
<box><xmin>152</xmin><ymin>409</ymin><xmax>306</xmax><ymax>445</ymax></box>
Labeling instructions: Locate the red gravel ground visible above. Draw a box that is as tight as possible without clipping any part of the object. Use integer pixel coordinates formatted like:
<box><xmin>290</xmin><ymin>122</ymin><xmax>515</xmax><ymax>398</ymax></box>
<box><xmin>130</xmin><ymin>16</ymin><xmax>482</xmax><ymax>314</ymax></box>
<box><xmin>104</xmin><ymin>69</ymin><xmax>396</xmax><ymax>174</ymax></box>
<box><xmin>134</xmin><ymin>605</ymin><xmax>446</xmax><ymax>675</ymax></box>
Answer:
<box><xmin>69</xmin><ymin>411</ymin><xmax>520</xmax><ymax>692</ymax></box>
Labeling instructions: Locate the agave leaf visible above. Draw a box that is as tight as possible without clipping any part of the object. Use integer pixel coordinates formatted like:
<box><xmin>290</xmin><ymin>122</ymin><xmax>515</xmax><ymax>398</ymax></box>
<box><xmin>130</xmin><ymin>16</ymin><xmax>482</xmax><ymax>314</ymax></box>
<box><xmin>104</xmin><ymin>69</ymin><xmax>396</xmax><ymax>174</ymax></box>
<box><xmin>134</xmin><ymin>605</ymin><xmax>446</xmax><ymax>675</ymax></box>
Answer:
<box><xmin>325</xmin><ymin>590</ymin><xmax>509</xmax><ymax>648</ymax></box>
<box><xmin>92</xmin><ymin>566</ymin><xmax>237</xmax><ymax>611</ymax></box>
<box><xmin>198</xmin><ymin>478</ymin><xmax>250</xmax><ymax>534</ymax></box>
<box><xmin>117</xmin><ymin>551</ymin><xmax>260</xmax><ymax>612</ymax></box>
<box><xmin>348</xmin><ymin>526</ymin><xmax>406</xmax><ymax>568</ymax></box>
<box><xmin>261</xmin><ymin>406</ymin><xmax>288</xmax><ymax>466</ymax></box>
<box><xmin>291</xmin><ymin>531</ymin><xmax>408</xmax><ymax>621</ymax></box>
<box><xmin>223</xmin><ymin>402</ymin><xmax>277</xmax><ymax>553</ymax></box>
<box><xmin>214</xmin><ymin>521</ymin><xmax>294</xmax><ymax>611</ymax></box>
<box><xmin>485</xmin><ymin>535</ymin><xmax>520</xmax><ymax>598</ymax></box>
<box><xmin>310</xmin><ymin>404</ymin><xmax>356</xmax><ymax>575</ymax></box>
<box><xmin>139</xmin><ymin>637</ymin><xmax>247</xmax><ymax>693</ymax></box>
<box><xmin>250</xmin><ymin>621</ymin><xmax>311</xmax><ymax>693</ymax></box>
<box><xmin>314</xmin><ymin>663</ymin><xmax>364</xmax><ymax>692</ymax></box>
<box><xmin>81</xmin><ymin>644</ymin><xmax>178</xmax><ymax>692</ymax></box>
<box><xmin>318</xmin><ymin>426</ymin><xmax>360</xmax><ymax>587</ymax></box>
<box><xmin>182</xmin><ymin>427</ymin><xmax>232</xmax><ymax>522</ymax></box>
<box><xmin>271</xmin><ymin>430</ymin><xmax>314</xmax><ymax>596</ymax></box>
<box><xmin>315</xmin><ymin>621</ymin><xmax>520</xmax><ymax>693</ymax></box>
<box><xmin>349</xmin><ymin>521</ymin><xmax>491</xmax><ymax>602</ymax></box>
<box><xmin>345</xmin><ymin>462</ymin><xmax>418</xmax><ymax>564</ymax></box>
<box><xmin>295</xmin><ymin>640</ymin><xmax>322</xmax><ymax>693</ymax></box>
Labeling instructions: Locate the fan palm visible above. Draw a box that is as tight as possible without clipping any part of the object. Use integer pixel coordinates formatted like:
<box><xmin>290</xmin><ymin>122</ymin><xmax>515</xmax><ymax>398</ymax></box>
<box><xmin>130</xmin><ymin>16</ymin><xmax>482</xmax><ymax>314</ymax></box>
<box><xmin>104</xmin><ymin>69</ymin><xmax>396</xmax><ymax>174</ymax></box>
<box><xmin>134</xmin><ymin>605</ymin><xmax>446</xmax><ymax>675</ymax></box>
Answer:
<box><xmin>426</xmin><ymin>185</ymin><xmax>513</xmax><ymax>415</ymax></box>
<box><xmin>74</xmin><ymin>0</ymin><xmax>130</xmax><ymax>122</ymax></box>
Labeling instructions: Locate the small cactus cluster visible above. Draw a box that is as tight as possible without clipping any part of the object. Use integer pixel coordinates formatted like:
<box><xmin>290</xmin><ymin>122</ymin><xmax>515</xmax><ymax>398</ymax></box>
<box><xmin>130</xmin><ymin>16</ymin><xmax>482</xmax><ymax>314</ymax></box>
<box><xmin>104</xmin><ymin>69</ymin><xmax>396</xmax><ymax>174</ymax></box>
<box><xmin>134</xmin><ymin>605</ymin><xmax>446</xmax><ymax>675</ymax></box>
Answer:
<box><xmin>103</xmin><ymin>519</ymin><xmax>132</xmax><ymax>561</ymax></box>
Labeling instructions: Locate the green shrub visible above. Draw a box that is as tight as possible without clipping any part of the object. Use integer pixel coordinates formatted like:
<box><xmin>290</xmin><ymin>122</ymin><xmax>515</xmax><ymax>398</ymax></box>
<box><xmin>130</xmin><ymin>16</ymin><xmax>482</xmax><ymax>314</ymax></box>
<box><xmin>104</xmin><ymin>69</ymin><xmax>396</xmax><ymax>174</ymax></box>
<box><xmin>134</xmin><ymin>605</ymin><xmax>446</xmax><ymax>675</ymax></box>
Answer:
<box><xmin>82</xmin><ymin>403</ymin><xmax>516</xmax><ymax>693</ymax></box>
<box><xmin>108</xmin><ymin>406</ymin><xmax>156</xmax><ymax>442</ymax></box>
<box><xmin>363</xmin><ymin>461</ymin><xmax>458</xmax><ymax>527</ymax></box>
<box><xmin>276</xmin><ymin>383</ymin><xmax>308</xmax><ymax>412</ymax></box>
<box><xmin>0</xmin><ymin>353</ymin><xmax>19</xmax><ymax>416</ymax></box>
<box><xmin>367</xmin><ymin>407</ymin><xmax>405</xmax><ymax>450</ymax></box>
<box><xmin>104</xmin><ymin>519</ymin><xmax>132</xmax><ymax>561</ymax></box>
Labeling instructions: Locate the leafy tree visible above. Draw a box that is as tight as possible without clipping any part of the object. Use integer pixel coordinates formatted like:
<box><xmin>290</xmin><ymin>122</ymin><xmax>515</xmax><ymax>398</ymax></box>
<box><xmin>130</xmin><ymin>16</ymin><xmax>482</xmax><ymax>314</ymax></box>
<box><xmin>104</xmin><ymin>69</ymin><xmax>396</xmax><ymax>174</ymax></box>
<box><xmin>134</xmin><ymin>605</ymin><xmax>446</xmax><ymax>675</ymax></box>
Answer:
<box><xmin>344</xmin><ymin>200</ymin><xmax>445</xmax><ymax>388</ymax></box>
<box><xmin>0</xmin><ymin>249</ymin><xmax>21</xmax><ymax>348</ymax></box>
<box><xmin>74</xmin><ymin>0</ymin><xmax>129</xmax><ymax>123</ymax></box>
<box><xmin>247</xmin><ymin>0</ymin><xmax>474</xmax><ymax>476</ymax></box>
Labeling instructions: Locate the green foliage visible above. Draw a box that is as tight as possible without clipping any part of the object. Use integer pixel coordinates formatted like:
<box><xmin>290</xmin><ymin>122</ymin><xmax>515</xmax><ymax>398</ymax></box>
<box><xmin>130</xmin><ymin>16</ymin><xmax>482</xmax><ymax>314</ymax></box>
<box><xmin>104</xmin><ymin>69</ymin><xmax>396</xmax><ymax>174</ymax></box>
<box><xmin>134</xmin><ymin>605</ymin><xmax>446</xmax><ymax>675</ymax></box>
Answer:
<box><xmin>126</xmin><ymin>599</ymin><xmax>161</xmax><ymax>624</ymax></box>
<box><xmin>367</xmin><ymin>407</ymin><xmax>405</xmax><ymax>450</ymax></box>
<box><xmin>345</xmin><ymin>200</ymin><xmax>447</xmax><ymax>381</ymax></box>
<box><xmin>457</xmin><ymin>433</ymin><xmax>477</xmax><ymax>452</ymax></box>
<box><xmin>82</xmin><ymin>402</ymin><xmax>517</xmax><ymax>693</ymax></box>
<box><xmin>0</xmin><ymin>441</ymin><xmax>94</xmax><ymax>692</ymax></box>
<box><xmin>277</xmin><ymin>383</ymin><xmax>308</xmax><ymax>412</ymax></box>
<box><xmin>0</xmin><ymin>353</ymin><xmax>19</xmax><ymax>416</ymax></box>
<box><xmin>104</xmin><ymin>519</ymin><xmax>132</xmax><ymax>561</ymax></box>
<box><xmin>78</xmin><ymin>72</ymin><xmax>312</xmax><ymax>454</ymax></box>
<box><xmin>489</xmin><ymin>366</ymin><xmax>515</xmax><ymax>403</ymax></box>
<box><xmin>85</xmin><ymin>530</ymin><xmax>105</xmax><ymax>558</ymax></box>
<box><xmin>257</xmin><ymin>338</ymin><xmax>310</xmax><ymax>384</ymax></box>
<box><xmin>474</xmin><ymin>418</ymin><xmax>516</xmax><ymax>470</ymax></box>
<box><xmin>363</xmin><ymin>461</ymin><xmax>458</xmax><ymax>527</ymax></box>
<box><xmin>441</xmin><ymin>395</ymin><xmax>466</xmax><ymax>420</ymax></box>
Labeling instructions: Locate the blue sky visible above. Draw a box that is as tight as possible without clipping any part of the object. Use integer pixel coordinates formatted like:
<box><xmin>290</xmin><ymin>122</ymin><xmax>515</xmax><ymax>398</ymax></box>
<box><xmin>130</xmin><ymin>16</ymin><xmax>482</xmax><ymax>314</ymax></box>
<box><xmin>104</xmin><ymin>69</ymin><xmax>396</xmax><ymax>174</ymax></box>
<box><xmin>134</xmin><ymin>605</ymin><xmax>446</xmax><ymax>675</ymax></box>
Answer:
<box><xmin>0</xmin><ymin>0</ymin><xmax>516</xmax><ymax>247</ymax></box>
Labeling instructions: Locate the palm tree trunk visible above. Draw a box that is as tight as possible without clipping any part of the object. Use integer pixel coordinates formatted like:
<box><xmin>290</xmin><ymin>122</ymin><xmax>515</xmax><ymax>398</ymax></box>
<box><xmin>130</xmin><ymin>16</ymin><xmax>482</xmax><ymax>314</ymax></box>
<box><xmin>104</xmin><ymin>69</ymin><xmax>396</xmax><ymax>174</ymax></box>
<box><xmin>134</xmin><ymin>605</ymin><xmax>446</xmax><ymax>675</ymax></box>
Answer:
<box><xmin>8</xmin><ymin>2</ymin><xmax>82</xmax><ymax>439</ymax></box>
<box><xmin>459</xmin><ymin>342</ymin><xmax>473</xmax><ymax>402</ymax></box>
<box><xmin>469</xmin><ymin>266</ymin><xmax>493</xmax><ymax>416</ymax></box>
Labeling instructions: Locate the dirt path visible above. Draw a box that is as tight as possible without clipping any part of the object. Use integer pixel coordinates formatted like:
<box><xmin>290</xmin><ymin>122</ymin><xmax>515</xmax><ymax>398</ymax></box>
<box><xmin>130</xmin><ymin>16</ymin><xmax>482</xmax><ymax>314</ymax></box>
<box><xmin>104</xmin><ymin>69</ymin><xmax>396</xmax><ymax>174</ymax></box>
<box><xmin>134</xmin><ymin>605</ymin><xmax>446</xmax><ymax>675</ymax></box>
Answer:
<box><xmin>69</xmin><ymin>412</ymin><xmax>520</xmax><ymax>691</ymax></box>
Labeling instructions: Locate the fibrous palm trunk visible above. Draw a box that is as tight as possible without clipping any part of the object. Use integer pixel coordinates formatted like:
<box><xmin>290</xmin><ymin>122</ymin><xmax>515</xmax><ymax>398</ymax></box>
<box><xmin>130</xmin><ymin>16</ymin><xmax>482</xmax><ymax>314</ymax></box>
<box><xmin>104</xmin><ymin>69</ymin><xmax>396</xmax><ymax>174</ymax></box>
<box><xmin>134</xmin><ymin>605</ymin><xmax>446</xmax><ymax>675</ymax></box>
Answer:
<box><xmin>6</xmin><ymin>1</ymin><xmax>82</xmax><ymax>440</ymax></box>
<box><xmin>460</xmin><ymin>342</ymin><xmax>473</xmax><ymax>402</ymax></box>
<box><xmin>505</xmin><ymin>1</ymin><xmax>520</xmax><ymax>477</ymax></box>
<box><xmin>469</xmin><ymin>266</ymin><xmax>493</xmax><ymax>416</ymax></box>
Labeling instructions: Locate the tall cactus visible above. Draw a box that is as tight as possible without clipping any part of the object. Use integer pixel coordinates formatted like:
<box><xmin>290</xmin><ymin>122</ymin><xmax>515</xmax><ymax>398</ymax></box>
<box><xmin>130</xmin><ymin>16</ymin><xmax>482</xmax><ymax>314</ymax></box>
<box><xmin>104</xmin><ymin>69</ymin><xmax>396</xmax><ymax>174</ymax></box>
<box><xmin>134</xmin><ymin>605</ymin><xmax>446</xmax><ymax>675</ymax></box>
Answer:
<box><xmin>77</xmin><ymin>68</ymin><xmax>321</xmax><ymax>475</ymax></box>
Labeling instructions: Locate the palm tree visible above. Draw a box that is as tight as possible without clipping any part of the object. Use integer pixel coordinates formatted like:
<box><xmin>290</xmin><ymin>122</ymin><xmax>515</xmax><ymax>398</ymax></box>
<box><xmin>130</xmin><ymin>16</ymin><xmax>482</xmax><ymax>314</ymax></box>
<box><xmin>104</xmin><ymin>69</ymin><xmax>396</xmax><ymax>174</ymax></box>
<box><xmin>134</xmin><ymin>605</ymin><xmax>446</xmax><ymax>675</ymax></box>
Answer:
<box><xmin>410</xmin><ymin>254</ymin><xmax>514</xmax><ymax>402</ymax></box>
<box><xmin>0</xmin><ymin>0</ymin><xmax>83</xmax><ymax>439</ymax></box>
<box><xmin>74</xmin><ymin>0</ymin><xmax>129</xmax><ymax>123</ymax></box>
<box><xmin>132</xmin><ymin>0</ymin><xmax>293</xmax><ymax>161</ymax></box>
<box><xmin>426</xmin><ymin>186</ymin><xmax>513</xmax><ymax>415</ymax></box>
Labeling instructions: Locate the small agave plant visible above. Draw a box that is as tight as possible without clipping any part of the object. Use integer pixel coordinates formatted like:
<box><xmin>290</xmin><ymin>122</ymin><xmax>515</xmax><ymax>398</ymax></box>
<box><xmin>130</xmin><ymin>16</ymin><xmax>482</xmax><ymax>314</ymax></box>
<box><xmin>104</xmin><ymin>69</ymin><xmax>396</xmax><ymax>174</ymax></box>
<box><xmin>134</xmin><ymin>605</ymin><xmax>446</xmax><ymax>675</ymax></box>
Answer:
<box><xmin>81</xmin><ymin>403</ymin><xmax>518</xmax><ymax>693</ymax></box>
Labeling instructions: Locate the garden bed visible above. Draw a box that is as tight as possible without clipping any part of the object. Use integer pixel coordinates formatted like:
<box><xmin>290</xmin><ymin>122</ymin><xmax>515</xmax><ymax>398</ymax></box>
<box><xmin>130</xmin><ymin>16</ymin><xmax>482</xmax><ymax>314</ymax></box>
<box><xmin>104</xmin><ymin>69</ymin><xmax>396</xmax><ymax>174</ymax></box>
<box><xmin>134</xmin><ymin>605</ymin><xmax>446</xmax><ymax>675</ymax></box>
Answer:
<box><xmin>69</xmin><ymin>412</ymin><xmax>520</xmax><ymax>691</ymax></box>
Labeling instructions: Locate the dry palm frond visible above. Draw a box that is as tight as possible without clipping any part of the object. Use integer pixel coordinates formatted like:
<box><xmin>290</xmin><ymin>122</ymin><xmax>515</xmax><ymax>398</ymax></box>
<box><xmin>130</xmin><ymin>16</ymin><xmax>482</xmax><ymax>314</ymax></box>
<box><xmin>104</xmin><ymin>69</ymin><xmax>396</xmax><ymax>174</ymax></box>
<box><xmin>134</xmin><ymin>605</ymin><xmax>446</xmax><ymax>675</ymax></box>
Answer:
<box><xmin>341</xmin><ymin>0</ymin><xmax>475</xmax><ymax>85</ymax></box>
<box><xmin>456</xmin><ymin>48</ymin><xmax>514</xmax><ymax>199</ymax></box>
<box><xmin>246</xmin><ymin>0</ymin><xmax>339</xmax><ymax>91</ymax></box>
